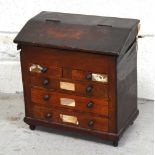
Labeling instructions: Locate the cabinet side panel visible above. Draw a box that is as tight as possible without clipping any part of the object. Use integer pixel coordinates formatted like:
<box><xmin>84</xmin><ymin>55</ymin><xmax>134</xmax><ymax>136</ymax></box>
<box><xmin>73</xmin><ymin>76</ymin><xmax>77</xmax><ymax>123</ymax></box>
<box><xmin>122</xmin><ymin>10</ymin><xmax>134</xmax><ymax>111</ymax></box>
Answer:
<box><xmin>20</xmin><ymin>48</ymin><xmax>33</xmax><ymax>117</ymax></box>
<box><xmin>108</xmin><ymin>56</ymin><xmax>117</xmax><ymax>133</ymax></box>
<box><xmin>117</xmin><ymin>42</ymin><xmax>138</xmax><ymax>132</ymax></box>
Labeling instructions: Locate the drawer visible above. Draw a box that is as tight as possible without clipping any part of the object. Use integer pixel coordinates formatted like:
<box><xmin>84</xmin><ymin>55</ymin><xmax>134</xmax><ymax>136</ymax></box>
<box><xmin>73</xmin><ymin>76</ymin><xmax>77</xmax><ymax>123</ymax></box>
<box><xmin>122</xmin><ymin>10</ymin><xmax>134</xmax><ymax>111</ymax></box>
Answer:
<box><xmin>31</xmin><ymin>87</ymin><xmax>108</xmax><ymax>116</ymax></box>
<box><xmin>63</xmin><ymin>68</ymin><xmax>108</xmax><ymax>84</ymax></box>
<box><xmin>29</xmin><ymin>63</ymin><xmax>62</xmax><ymax>78</ymax></box>
<box><xmin>28</xmin><ymin>63</ymin><xmax>108</xmax><ymax>84</ymax></box>
<box><xmin>31</xmin><ymin>76</ymin><xmax>108</xmax><ymax>99</ymax></box>
<box><xmin>32</xmin><ymin>106</ymin><xmax>108</xmax><ymax>132</ymax></box>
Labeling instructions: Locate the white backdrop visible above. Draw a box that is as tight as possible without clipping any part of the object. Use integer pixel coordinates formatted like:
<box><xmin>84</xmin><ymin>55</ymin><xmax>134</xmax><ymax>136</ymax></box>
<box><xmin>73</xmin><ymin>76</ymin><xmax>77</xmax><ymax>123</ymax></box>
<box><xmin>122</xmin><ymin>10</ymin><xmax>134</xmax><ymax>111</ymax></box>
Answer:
<box><xmin>0</xmin><ymin>0</ymin><xmax>154</xmax><ymax>100</ymax></box>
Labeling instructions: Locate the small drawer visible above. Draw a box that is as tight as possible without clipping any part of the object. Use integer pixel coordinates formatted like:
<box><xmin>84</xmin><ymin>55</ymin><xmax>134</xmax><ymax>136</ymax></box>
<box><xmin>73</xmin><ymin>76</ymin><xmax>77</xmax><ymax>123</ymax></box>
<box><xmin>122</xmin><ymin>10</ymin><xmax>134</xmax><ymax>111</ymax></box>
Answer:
<box><xmin>31</xmin><ymin>76</ymin><xmax>108</xmax><ymax>99</ymax></box>
<box><xmin>62</xmin><ymin>68</ymin><xmax>108</xmax><ymax>83</ymax></box>
<box><xmin>29</xmin><ymin>63</ymin><xmax>62</xmax><ymax>78</ymax></box>
<box><xmin>32</xmin><ymin>106</ymin><xmax>108</xmax><ymax>132</ymax></box>
<box><xmin>31</xmin><ymin>87</ymin><xmax>108</xmax><ymax>116</ymax></box>
<box><xmin>72</xmin><ymin>69</ymin><xmax>108</xmax><ymax>83</ymax></box>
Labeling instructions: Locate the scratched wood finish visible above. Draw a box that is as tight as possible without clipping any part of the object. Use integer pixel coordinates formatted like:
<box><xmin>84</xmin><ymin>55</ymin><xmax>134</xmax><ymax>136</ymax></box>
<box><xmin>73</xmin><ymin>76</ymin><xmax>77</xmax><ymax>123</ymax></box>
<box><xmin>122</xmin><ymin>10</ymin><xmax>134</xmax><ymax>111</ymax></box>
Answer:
<box><xmin>14</xmin><ymin>12</ymin><xmax>139</xmax><ymax>146</ymax></box>
<box><xmin>32</xmin><ymin>105</ymin><xmax>108</xmax><ymax>132</ymax></box>
<box><xmin>29</xmin><ymin>63</ymin><xmax>62</xmax><ymax>78</ymax></box>
<box><xmin>19</xmin><ymin>45</ymin><xmax>138</xmax><ymax>146</ymax></box>
<box><xmin>14</xmin><ymin>11</ymin><xmax>140</xmax><ymax>57</ymax></box>
<box><xmin>20</xmin><ymin>46</ymin><xmax>114</xmax><ymax>130</ymax></box>
<box><xmin>31</xmin><ymin>87</ymin><xmax>108</xmax><ymax>116</ymax></box>
<box><xmin>117</xmin><ymin>42</ymin><xmax>138</xmax><ymax>134</ymax></box>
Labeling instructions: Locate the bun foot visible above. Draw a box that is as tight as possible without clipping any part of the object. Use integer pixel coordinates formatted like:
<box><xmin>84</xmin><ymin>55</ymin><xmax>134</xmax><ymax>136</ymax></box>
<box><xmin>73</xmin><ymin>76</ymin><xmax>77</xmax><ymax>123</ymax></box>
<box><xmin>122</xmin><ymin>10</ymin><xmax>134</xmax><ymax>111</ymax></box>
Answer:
<box><xmin>113</xmin><ymin>141</ymin><xmax>118</xmax><ymax>147</ymax></box>
<box><xmin>29</xmin><ymin>125</ymin><xmax>36</xmax><ymax>130</ymax></box>
<box><xmin>130</xmin><ymin>121</ymin><xmax>134</xmax><ymax>125</ymax></box>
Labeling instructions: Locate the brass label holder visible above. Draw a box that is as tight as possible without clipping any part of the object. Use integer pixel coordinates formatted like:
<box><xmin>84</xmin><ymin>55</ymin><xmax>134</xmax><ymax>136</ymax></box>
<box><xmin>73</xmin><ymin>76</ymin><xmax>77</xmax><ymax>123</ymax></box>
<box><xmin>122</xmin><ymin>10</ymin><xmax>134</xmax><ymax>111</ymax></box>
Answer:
<box><xmin>60</xmin><ymin>98</ymin><xmax>75</xmax><ymax>107</ymax></box>
<box><xmin>92</xmin><ymin>73</ymin><xmax>108</xmax><ymax>83</ymax></box>
<box><xmin>60</xmin><ymin>114</ymin><xmax>79</xmax><ymax>125</ymax></box>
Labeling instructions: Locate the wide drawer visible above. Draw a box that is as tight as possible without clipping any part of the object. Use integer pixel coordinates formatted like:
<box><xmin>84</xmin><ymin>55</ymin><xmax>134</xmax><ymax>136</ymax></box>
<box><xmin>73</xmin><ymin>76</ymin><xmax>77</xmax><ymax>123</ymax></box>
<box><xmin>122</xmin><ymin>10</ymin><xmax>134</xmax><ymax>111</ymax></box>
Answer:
<box><xmin>32</xmin><ymin>105</ymin><xmax>108</xmax><ymax>132</ymax></box>
<box><xmin>31</xmin><ymin>87</ymin><xmax>108</xmax><ymax>116</ymax></box>
<box><xmin>29</xmin><ymin>63</ymin><xmax>108</xmax><ymax>84</ymax></box>
<box><xmin>31</xmin><ymin>76</ymin><xmax>108</xmax><ymax>99</ymax></box>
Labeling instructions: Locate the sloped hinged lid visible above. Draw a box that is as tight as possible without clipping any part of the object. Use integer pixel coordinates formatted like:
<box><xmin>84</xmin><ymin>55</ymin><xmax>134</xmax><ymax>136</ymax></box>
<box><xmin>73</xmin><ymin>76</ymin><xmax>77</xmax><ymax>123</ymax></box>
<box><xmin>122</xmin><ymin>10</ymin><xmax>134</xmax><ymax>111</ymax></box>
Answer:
<box><xmin>14</xmin><ymin>11</ymin><xmax>140</xmax><ymax>56</ymax></box>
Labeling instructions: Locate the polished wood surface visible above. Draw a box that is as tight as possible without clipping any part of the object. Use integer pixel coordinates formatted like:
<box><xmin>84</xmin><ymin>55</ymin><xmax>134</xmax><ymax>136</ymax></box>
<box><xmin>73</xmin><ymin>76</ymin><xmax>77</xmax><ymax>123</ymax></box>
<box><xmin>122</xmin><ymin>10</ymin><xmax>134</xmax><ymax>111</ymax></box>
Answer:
<box><xmin>32</xmin><ymin>105</ymin><xmax>108</xmax><ymax>132</ymax></box>
<box><xmin>19</xmin><ymin>45</ymin><xmax>139</xmax><ymax>146</ymax></box>
<box><xmin>31</xmin><ymin>87</ymin><xmax>108</xmax><ymax>116</ymax></box>
<box><xmin>31</xmin><ymin>76</ymin><xmax>108</xmax><ymax>99</ymax></box>
<box><xmin>14</xmin><ymin>12</ymin><xmax>139</xmax><ymax>146</ymax></box>
<box><xmin>29</xmin><ymin>63</ymin><xmax>62</xmax><ymax>78</ymax></box>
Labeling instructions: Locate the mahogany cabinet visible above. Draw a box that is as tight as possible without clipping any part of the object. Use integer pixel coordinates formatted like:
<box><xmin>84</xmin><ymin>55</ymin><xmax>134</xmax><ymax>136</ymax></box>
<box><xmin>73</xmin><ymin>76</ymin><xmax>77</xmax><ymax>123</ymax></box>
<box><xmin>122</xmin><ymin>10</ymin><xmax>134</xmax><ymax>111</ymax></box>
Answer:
<box><xmin>14</xmin><ymin>11</ymin><xmax>140</xmax><ymax>146</ymax></box>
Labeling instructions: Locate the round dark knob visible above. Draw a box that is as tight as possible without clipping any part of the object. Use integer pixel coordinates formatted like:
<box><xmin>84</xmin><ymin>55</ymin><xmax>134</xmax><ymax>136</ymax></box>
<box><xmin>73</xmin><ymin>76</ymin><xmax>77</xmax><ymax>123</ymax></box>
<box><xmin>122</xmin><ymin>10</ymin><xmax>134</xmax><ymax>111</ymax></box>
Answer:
<box><xmin>42</xmin><ymin>79</ymin><xmax>49</xmax><ymax>86</ymax></box>
<box><xmin>43</xmin><ymin>95</ymin><xmax>49</xmax><ymax>101</ymax></box>
<box><xmin>86</xmin><ymin>73</ymin><xmax>92</xmax><ymax>80</ymax></box>
<box><xmin>88</xmin><ymin>120</ymin><xmax>94</xmax><ymax>127</ymax></box>
<box><xmin>45</xmin><ymin>113</ymin><xmax>52</xmax><ymax>119</ymax></box>
<box><xmin>86</xmin><ymin>86</ymin><xmax>93</xmax><ymax>93</ymax></box>
<box><xmin>87</xmin><ymin>102</ymin><xmax>94</xmax><ymax>108</ymax></box>
<box><xmin>41</xmin><ymin>67</ymin><xmax>48</xmax><ymax>73</ymax></box>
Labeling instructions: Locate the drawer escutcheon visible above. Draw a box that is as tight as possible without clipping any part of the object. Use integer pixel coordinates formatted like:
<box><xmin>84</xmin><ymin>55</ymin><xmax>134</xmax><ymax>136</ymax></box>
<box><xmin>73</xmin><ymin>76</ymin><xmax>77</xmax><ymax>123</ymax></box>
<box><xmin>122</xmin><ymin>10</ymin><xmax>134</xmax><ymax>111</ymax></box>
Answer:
<box><xmin>92</xmin><ymin>73</ymin><xmax>108</xmax><ymax>83</ymax></box>
<box><xmin>60</xmin><ymin>81</ymin><xmax>75</xmax><ymax>91</ymax></box>
<box><xmin>29</xmin><ymin>64</ymin><xmax>43</xmax><ymax>73</ymax></box>
<box><xmin>60</xmin><ymin>98</ymin><xmax>75</xmax><ymax>107</ymax></box>
<box><xmin>60</xmin><ymin>114</ymin><xmax>79</xmax><ymax>125</ymax></box>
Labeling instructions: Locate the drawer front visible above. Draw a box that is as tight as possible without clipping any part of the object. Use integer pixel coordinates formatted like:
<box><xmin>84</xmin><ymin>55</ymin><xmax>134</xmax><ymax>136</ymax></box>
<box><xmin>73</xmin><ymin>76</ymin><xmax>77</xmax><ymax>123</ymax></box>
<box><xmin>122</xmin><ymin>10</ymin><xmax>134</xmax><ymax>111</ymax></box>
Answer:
<box><xmin>31</xmin><ymin>76</ymin><xmax>108</xmax><ymax>99</ymax></box>
<box><xmin>31</xmin><ymin>87</ymin><xmax>108</xmax><ymax>116</ymax></box>
<box><xmin>28</xmin><ymin>63</ymin><xmax>108</xmax><ymax>84</ymax></box>
<box><xmin>29</xmin><ymin>63</ymin><xmax>62</xmax><ymax>78</ymax></box>
<box><xmin>32</xmin><ymin>106</ymin><xmax>108</xmax><ymax>132</ymax></box>
<box><xmin>65</xmin><ymin>68</ymin><xmax>108</xmax><ymax>84</ymax></box>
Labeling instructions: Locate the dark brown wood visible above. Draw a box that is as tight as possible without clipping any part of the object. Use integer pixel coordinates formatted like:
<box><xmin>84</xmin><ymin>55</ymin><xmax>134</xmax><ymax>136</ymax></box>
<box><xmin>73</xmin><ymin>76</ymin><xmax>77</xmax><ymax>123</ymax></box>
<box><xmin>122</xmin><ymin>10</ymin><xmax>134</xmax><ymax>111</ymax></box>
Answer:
<box><xmin>14</xmin><ymin>11</ymin><xmax>139</xmax><ymax>146</ymax></box>
<box><xmin>14</xmin><ymin>11</ymin><xmax>139</xmax><ymax>57</ymax></box>
<box><xmin>117</xmin><ymin>42</ymin><xmax>138</xmax><ymax>132</ymax></box>
<box><xmin>29</xmin><ymin>124</ymin><xmax>36</xmax><ymax>130</ymax></box>
<box><xmin>107</xmin><ymin>56</ymin><xmax>117</xmax><ymax>133</ymax></box>
<box><xmin>24</xmin><ymin>117</ymin><xmax>118</xmax><ymax>141</ymax></box>
<box><xmin>20</xmin><ymin>50</ymin><xmax>32</xmax><ymax>118</ymax></box>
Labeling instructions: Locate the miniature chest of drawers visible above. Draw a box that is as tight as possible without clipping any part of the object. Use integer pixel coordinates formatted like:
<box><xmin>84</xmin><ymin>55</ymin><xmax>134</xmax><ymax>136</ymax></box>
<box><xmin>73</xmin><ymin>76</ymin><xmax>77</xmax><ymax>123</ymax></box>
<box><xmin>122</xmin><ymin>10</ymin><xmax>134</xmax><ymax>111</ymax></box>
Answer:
<box><xmin>14</xmin><ymin>11</ymin><xmax>140</xmax><ymax>146</ymax></box>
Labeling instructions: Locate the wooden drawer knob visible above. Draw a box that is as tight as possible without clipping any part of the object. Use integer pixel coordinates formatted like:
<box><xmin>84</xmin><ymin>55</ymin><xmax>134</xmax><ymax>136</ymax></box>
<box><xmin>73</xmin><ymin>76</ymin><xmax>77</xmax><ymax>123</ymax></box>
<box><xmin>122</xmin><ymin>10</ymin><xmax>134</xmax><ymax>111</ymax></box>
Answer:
<box><xmin>88</xmin><ymin>120</ymin><xmax>94</xmax><ymax>127</ymax></box>
<box><xmin>87</xmin><ymin>102</ymin><xmax>94</xmax><ymax>108</ymax></box>
<box><xmin>41</xmin><ymin>67</ymin><xmax>48</xmax><ymax>73</ymax></box>
<box><xmin>86</xmin><ymin>86</ymin><xmax>93</xmax><ymax>93</ymax></box>
<box><xmin>42</xmin><ymin>79</ymin><xmax>49</xmax><ymax>86</ymax></box>
<box><xmin>45</xmin><ymin>113</ymin><xmax>52</xmax><ymax>119</ymax></box>
<box><xmin>43</xmin><ymin>95</ymin><xmax>49</xmax><ymax>101</ymax></box>
<box><xmin>85</xmin><ymin>73</ymin><xmax>92</xmax><ymax>80</ymax></box>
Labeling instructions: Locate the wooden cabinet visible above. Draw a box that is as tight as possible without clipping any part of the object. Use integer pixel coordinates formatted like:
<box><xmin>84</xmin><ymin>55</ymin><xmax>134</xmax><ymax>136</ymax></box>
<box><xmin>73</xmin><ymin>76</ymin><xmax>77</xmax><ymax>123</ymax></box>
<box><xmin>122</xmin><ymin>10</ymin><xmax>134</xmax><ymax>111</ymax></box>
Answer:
<box><xmin>14</xmin><ymin>11</ymin><xmax>140</xmax><ymax>146</ymax></box>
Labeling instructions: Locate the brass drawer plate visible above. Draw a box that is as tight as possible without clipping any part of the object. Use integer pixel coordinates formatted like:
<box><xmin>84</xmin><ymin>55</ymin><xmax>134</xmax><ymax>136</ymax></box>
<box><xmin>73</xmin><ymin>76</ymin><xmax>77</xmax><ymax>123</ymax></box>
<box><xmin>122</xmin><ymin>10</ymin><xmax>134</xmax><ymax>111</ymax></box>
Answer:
<box><xmin>60</xmin><ymin>98</ymin><xmax>75</xmax><ymax>107</ymax></box>
<box><xmin>60</xmin><ymin>81</ymin><xmax>75</xmax><ymax>91</ymax></box>
<box><xmin>29</xmin><ymin>64</ymin><xmax>43</xmax><ymax>73</ymax></box>
<box><xmin>60</xmin><ymin>114</ymin><xmax>79</xmax><ymax>125</ymax></box>
<box><xmin>92</xmin><ymin>73</ymin><xmax>108</xmax><ymax>83</ymax></box>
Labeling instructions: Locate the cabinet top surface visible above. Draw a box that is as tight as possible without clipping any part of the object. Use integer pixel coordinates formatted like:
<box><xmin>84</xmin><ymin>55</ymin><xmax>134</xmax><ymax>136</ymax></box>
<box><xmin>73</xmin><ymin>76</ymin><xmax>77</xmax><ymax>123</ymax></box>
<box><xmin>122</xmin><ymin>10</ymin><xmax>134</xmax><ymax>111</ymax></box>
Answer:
<box><xmin>14</xmin><ymin>11</ymin><xmax>139</xmax><ymax>56</ymax></box>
